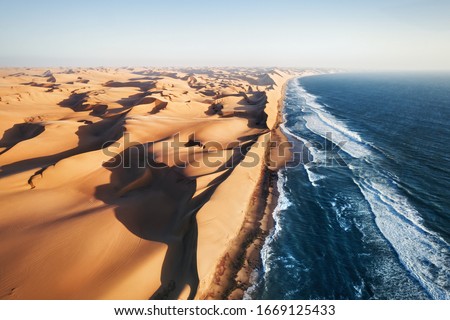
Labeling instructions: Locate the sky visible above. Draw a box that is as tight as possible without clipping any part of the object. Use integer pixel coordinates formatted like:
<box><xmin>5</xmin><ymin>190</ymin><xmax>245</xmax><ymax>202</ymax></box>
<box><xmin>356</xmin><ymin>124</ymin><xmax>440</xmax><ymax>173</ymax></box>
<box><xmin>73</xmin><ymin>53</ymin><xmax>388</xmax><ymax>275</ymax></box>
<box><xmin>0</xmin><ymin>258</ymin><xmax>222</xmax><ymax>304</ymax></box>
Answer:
<box><xmin>0</xmin><ymin>0</ymin><xmax>449</xmax><ymax>69</ymax></box>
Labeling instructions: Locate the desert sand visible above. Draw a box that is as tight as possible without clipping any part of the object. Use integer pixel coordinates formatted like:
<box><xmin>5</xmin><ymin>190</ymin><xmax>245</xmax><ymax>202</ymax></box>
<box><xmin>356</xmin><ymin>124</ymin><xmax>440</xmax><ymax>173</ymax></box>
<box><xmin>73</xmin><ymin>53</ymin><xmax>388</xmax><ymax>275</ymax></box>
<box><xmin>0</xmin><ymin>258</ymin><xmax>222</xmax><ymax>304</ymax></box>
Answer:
<box><xmin>0</xmin><ymin>67</ymin><xmax>297</xmax><ymax>299</ymax></box>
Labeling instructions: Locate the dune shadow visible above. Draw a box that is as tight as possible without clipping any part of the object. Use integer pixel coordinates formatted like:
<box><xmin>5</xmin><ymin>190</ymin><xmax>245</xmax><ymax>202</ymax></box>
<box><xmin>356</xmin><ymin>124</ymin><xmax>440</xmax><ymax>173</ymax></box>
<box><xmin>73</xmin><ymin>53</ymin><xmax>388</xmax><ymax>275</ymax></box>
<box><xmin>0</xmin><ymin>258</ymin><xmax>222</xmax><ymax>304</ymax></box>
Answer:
<box><xmin>93</xmin><ymin>138</ymin><xmax>259</xmax><ymax>299</ymax></box>
<box><xmin>204</xmin><ymin>92</ymin><xmax>269</xmax><ymax>129</ymax></box>
<box><xmin>58</xmin><ymin>92</ymin><xmax>90</xmax><ymax>111</ymax></box>
<box><xmin>104</xmin><ymin>80</ymin><xmax>156</xmax><ymax>91</ymax></box>
<box><xmin>94</xmin><ymin>145</ymin><xmax>201</xmax><ymax>299</ymax></box>
<box><xmin>0</xmin><ymin>113</ymin><xmax>125</xmax><ymax>178</ymax></box>
<box><xmin>0</xmin><ymin>123</ymin><xmax>45</xmax><ymax>156</ymax></box>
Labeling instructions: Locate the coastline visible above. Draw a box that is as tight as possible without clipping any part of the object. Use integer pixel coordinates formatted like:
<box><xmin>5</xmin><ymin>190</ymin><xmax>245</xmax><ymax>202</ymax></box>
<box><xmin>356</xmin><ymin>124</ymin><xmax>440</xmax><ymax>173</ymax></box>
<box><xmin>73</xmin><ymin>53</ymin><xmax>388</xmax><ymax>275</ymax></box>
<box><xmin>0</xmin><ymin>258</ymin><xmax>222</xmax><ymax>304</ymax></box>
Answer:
<box><xmin>197</xmin><ymin>74</ymin><xmax>298</xmax><ymax>299</ymax></box>
<box><xmin>199</xmin><ymin>71</ymin><xmax>326</xmax><ymax>299</ymax></box>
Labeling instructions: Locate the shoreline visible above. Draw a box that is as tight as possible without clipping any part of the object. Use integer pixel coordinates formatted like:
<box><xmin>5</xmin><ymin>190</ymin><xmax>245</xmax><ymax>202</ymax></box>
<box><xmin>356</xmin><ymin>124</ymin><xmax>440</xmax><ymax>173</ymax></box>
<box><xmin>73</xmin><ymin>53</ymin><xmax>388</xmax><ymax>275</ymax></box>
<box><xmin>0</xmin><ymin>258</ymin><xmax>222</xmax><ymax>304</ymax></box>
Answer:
<box><xmin>198</xmin><ymin>75</ymin><xmax>297</xmax><ymax>299</ymax></box>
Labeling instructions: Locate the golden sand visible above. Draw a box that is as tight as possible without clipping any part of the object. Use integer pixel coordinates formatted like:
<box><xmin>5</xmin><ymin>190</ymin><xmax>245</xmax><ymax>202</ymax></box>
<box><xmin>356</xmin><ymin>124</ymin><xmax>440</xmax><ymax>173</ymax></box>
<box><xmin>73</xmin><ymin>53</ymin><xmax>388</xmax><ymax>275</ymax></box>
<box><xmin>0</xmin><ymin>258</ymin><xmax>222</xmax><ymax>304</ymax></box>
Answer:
<box><xmin>0</xmin><ymin>67</ymin><xmax>298</xmax><ymax>299</ymax></box>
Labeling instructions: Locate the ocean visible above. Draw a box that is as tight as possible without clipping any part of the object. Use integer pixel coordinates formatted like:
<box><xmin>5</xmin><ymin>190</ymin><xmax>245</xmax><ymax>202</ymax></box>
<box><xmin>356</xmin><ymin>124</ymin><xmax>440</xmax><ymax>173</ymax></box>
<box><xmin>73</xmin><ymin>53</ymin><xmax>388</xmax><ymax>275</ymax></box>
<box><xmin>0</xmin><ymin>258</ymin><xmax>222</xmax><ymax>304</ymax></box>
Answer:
<box><xmin>246</xmin><ymin>72</ymin><xmax>450</xmax><ymax>300</ymax></box>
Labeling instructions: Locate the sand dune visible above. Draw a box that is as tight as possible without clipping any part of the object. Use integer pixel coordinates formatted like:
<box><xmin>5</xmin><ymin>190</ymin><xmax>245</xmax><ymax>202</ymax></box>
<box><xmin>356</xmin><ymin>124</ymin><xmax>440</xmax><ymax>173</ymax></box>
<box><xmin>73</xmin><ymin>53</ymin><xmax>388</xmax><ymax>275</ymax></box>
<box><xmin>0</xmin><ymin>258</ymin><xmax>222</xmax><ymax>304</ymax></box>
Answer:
<box><xmin>0</xmin><ymin>67</ymin><xmax>298</xmax><ymax>299</ymax></box>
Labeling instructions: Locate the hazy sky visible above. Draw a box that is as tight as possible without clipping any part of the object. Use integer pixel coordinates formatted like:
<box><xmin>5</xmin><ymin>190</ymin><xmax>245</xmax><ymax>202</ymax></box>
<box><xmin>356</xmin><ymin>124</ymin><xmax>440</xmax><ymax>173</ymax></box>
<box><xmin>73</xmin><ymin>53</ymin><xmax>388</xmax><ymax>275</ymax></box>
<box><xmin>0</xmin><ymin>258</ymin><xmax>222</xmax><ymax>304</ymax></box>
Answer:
<box><xmin>1</xmin><ymin>0</ymin><xmax>449</xmax><ymax>69</ymax></box>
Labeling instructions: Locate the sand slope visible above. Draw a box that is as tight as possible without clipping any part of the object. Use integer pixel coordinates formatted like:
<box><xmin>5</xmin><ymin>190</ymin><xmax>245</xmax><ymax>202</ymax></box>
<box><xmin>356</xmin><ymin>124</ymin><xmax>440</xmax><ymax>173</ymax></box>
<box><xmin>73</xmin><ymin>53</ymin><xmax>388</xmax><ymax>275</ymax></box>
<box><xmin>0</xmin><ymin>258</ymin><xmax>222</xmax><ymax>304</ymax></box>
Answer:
<box><xmin>0</xmin><ymin>67</ymin><xmax>295</xmax><ymax>299</ymax></box>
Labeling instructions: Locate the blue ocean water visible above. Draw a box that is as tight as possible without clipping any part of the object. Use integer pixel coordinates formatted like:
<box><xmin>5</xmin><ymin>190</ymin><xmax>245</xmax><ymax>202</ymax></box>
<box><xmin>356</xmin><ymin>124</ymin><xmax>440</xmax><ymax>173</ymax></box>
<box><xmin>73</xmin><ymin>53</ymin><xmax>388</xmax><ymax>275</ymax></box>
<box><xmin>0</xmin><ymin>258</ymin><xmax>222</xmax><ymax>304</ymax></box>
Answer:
<box><xmin>247</xmin><ymin>73</ymin><xmax>450</xmax><ymax>300</ymax></box>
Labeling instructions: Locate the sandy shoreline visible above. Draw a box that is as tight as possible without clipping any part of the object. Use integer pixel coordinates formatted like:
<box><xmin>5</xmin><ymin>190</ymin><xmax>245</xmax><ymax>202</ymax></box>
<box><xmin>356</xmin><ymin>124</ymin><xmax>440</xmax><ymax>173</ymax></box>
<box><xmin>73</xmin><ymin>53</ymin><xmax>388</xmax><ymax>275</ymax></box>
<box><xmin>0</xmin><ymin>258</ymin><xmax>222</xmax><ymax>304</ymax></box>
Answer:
<box><xmin>0</xmin><ymin>67</ymin><xmax>298</xmax><ymax>299</ymax></box>
<box><xmin>198</xmin><ymin>77</ymin><xmax>296</xmax><ymax>299</ymax></box>
<box><xmin>206</xmin><ymin>71</ymin><xmax>325</xmax><ymax>299</ymax></box>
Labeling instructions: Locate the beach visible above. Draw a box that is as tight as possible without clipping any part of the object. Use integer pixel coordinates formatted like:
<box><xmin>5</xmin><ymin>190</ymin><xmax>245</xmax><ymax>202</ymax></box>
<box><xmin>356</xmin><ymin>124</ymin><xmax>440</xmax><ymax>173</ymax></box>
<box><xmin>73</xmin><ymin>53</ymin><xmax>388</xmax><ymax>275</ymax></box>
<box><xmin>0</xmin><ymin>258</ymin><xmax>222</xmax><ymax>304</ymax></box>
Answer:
<box><xmin>0</xmin><ymin>67</ymin><xmax>298</xmax><ymax>299</ymax></box>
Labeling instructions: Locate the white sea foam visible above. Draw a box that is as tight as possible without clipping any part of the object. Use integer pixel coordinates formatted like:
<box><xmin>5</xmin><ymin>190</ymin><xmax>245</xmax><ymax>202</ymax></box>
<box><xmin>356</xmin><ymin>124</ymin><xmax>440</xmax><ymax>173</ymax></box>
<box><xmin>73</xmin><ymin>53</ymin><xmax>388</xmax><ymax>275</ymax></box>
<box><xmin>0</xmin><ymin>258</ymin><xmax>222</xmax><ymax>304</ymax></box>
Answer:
<box><xmin>280</xmin><ymin>122</ymin><xmax>328</xmax><ymax>165</ymax></box>
<box><xmin>352</xmin><ymin>166</ymin><xmax>450</xmax><ymax>299</ymax></box>
<box><xmin>353</xmin><ymin>280</ymin><xmax>365</xmax><ymax>299</ymax></box>
<box><xmin>266</xmin><ymin>170</ymin><xmax>291</xmax><ymax>245</ymax></box>
<box><xmin>330</xmin><ymin>196</ymin><xmax>353</xmax><ymax>231</ymax></box>
<box><xmin>242</xmin><ymin>269</ymin><xmax>260</xmax><ymax>300</ymax></box>
<box><xmin>244</xmin><ymin>169</ymin><xmax>292</xmax><ymax>298</ymax></box>
<box><xmin>261</xmin><ymin>170</ymin><xmax>291</xmax><ymax>270</ymax></box>
<box><xmin>305</xmin><ymin>164</ymin><xmax>325</xmax><ymax>187</ymax></box>
<box><xmin>293</xmin><ymin>84</ymin><xmax>372</xmax><ymax>159</ymax></box>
